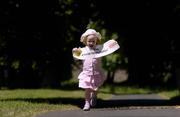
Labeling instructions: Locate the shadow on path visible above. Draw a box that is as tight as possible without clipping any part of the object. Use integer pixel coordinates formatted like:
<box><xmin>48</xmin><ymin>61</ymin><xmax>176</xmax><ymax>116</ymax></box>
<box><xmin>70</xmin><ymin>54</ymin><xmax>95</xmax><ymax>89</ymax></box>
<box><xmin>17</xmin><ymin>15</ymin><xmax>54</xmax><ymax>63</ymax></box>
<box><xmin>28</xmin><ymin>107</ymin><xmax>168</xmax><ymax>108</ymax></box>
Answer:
<box><xmin>96</xmin><ymin>99</ymin><xmax>178</xmax><ymax>109</ymax></box>
<box><xmin>95</xmin><ymin>94</ymin><xmax>180</xmax><ymax>109</ymax></box>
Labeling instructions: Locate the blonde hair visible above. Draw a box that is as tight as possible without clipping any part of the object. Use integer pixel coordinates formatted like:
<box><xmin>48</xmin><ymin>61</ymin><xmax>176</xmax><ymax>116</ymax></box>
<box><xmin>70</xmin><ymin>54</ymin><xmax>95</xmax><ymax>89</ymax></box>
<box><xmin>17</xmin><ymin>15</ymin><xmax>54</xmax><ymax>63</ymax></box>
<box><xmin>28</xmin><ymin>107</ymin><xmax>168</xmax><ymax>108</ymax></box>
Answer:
<box><xmin>80</xmin><ymin>29</ymin><xmax>101</xmax><ymax>45</ymax></box>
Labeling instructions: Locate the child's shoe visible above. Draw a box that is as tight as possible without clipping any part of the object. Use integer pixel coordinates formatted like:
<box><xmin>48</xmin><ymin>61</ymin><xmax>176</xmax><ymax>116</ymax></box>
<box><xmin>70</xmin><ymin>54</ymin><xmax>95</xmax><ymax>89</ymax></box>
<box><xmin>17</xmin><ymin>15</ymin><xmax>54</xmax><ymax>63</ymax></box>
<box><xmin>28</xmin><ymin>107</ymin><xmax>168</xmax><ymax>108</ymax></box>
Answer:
<box><xmin>83</xmin><ymin>102</ymin><xmax>90</xmax><ymax>111</ymax></box>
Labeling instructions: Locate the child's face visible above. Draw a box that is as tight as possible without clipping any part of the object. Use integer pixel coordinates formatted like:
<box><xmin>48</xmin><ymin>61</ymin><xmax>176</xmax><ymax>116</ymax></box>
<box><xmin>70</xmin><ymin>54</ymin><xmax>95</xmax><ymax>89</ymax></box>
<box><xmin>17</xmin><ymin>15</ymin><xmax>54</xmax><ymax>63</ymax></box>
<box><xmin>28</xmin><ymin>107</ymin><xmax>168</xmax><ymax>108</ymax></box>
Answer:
<box><xmin>86</xmin><ymin>35</ymin><xmax>97</xmax><ymax>48</ymax></box>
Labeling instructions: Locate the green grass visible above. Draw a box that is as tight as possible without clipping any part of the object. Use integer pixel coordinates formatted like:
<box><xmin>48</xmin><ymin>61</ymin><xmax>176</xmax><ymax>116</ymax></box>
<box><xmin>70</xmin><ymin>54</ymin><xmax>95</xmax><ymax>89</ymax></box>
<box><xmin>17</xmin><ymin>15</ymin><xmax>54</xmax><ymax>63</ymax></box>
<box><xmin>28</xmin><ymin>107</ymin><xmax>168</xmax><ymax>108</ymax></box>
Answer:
<box><xmin>159</xmin><ymin>89</ymin><xmax>180</xmax><ymax>99</ymax></box>
<box><xmin>0</xmin><ymin>84</ymin><xmax>179</xmax><ymax>117</ymax></box>
<box><xmin>99</xmin><ymin>84</ymin><xmax>153</xmax><ymax>95</ymax></box>
<box><xmin>0</xmin><ymin>89</ymin><xmax>81</xmax><ymax>117</ymax></box>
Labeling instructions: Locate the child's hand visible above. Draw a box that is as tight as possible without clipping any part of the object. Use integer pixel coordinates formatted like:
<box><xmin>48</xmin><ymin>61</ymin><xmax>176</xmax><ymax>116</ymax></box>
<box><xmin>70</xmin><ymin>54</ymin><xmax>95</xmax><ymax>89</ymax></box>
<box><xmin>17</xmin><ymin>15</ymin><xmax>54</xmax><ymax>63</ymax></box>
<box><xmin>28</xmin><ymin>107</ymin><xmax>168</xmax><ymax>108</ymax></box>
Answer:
<box><xmin>72</xmin><ymin>47</ymin><xmax>82</xmax><ymax>56</ymax></box>
<box><xmin>72</xmin><ymin>48</ymin><xmax>78</xmax><ymax>52</ymax></box>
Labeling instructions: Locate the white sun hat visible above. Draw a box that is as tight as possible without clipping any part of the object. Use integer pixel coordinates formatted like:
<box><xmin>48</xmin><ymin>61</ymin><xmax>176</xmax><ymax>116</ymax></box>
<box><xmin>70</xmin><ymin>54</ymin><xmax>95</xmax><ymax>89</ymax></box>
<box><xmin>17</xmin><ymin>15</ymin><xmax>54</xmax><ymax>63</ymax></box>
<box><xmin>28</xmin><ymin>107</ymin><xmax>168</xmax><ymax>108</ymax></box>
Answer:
<box><xmin>80</xmin><ymin>29</ymin><xmax>102</xmax><ymax>44</ymax></box>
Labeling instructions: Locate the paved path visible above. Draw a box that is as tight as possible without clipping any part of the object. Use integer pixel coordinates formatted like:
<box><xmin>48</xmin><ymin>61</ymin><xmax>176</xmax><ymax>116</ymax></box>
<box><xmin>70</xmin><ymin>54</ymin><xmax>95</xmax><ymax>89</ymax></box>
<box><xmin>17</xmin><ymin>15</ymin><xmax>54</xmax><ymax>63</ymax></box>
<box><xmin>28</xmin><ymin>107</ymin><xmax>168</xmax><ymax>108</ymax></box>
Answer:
<box><xmin>36</xmin><ymin>108</ymin><xmax>180</xmax><ymax>117</ymax></box>
<box><xmin>36</xmin><ymin>94</ymin><xmax>180</xmax><ymax>117</ymax></box>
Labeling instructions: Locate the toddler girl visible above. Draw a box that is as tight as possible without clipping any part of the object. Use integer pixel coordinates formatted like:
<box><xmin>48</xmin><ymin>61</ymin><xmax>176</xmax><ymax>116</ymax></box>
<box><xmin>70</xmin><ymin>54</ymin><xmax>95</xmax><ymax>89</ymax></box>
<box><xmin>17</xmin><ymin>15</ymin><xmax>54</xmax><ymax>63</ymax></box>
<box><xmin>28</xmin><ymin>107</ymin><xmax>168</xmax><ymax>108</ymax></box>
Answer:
<box><xmin>72</xmin><ymin>29</ymin><xmax>106</xmax><ymax>111</ymax></box>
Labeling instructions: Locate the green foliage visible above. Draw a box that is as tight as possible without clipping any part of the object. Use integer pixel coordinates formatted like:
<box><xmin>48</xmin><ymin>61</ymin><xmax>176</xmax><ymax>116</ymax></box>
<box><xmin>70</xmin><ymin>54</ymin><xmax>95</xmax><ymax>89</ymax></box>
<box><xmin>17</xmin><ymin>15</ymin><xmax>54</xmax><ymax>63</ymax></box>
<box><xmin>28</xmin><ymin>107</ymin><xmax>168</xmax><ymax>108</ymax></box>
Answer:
<box><xmin>11</xmin><ymin>60</ymin><xmax>19</xmax><ymax>70</ymax></box>
<box><xmin>102</xmin><ymin>53</ymin><xmax>121</xmax><ymax>71</ymax></box>
<box><xmin>0</xmin><ymin>0</ymin><xmax>179</xmax><ymax>89</ymax></box>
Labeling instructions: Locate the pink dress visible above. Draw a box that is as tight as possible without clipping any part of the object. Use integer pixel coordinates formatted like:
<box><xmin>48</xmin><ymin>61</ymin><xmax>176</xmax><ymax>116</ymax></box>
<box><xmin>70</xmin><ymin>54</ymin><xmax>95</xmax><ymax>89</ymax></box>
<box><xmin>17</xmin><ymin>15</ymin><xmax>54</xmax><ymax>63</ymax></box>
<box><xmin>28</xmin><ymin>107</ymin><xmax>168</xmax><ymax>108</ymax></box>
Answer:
<box><xmin>78</xmin><ymin>47</ymin><xmax>106</xmax><ymax>91</ymax></box>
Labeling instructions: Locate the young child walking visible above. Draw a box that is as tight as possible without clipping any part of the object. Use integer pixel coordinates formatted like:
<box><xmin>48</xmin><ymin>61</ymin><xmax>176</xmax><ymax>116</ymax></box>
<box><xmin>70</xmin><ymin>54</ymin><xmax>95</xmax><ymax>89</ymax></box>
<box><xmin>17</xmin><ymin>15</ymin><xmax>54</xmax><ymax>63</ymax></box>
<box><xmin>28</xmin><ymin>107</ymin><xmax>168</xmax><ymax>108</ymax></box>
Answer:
<box><xmin>72</xmin><ymin>29</ymin><xmax>106</xmax><ymax>111</ymax></box>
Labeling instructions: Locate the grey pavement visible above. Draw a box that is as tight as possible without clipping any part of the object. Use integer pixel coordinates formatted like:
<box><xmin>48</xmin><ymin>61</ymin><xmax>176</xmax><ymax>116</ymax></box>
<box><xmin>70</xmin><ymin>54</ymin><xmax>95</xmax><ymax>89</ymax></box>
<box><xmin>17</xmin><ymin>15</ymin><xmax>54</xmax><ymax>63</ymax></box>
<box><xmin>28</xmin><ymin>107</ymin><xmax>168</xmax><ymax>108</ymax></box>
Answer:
<box><xmin>36</xmin><ymin>94</ymin><xmax>180</xmax><ymax>117</ymax></box>
<box><xmin>36</xmin><ymin>108</ymin><xmax>180</xmax><ymax>117</ymax></box>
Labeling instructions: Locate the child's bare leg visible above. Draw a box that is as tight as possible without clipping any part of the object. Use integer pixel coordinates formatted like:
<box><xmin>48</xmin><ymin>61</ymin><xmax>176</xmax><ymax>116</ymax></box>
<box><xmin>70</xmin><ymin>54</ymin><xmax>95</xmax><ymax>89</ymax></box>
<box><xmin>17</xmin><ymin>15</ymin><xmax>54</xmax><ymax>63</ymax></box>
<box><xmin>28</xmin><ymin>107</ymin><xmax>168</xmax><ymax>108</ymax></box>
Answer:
<box><xmin>85</xmin><ymin>88</ymin><xmax>91</xmax><ymax>102</ymax></box>
<box><xmin>92</xmin><ymin>90</ymin><xmax>97</xmax><ymax>97</ymax></box>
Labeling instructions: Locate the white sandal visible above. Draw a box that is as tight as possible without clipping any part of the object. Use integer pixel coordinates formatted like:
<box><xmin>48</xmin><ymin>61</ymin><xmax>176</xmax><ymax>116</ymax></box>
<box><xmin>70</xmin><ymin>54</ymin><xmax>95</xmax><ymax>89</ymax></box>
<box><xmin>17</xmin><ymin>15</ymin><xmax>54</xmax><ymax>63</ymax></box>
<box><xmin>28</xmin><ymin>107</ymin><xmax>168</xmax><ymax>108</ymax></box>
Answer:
<box><xmin>83</xmin><ymin>102</ymin><xmax>90</xmax><ymax>111</ymax></box>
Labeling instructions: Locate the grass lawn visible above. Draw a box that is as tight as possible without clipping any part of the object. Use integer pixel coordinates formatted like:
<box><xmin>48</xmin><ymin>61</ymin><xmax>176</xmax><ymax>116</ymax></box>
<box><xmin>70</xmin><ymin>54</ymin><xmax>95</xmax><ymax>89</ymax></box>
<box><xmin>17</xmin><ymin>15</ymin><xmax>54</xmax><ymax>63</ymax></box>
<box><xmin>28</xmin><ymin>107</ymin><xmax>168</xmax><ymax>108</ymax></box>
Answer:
<box><xmin>0</xmin><ymin>89</ymin><xmax>82</xmax><ymax>117</ymax></box>
<box><xmin>0</xmin><ymin>83</ymin><xmax>179</xmax><ymax>117</ymax></box>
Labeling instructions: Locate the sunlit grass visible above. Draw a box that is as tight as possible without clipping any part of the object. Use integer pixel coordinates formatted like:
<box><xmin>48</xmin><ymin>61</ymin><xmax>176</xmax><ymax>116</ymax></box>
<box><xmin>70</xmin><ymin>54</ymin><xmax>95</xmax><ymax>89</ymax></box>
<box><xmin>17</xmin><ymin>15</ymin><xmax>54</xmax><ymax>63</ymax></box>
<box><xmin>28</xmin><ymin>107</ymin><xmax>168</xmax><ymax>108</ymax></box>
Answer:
<box><xmin>0</xmin><ymin>89</ymin><xmax>83</xmax><ymax>99</ymax></box>
<box><xmin>0</xmin><ymin>89</ymin><xmax>83</xmax><ymax>117</ymax></box>
<box><xmin>159</xmin><ymin>89</ymin><xmax>180</xmax><ymax>99</ymax></box>
<box><xmin>0</xmin><ymin>100</ymin><xmax>76</xmax><ymax>117</ymax></box>
<box><xmin>100</xmin><ymin>84</ymin><xmax>153</xmax><ymax>95</ymax></box>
